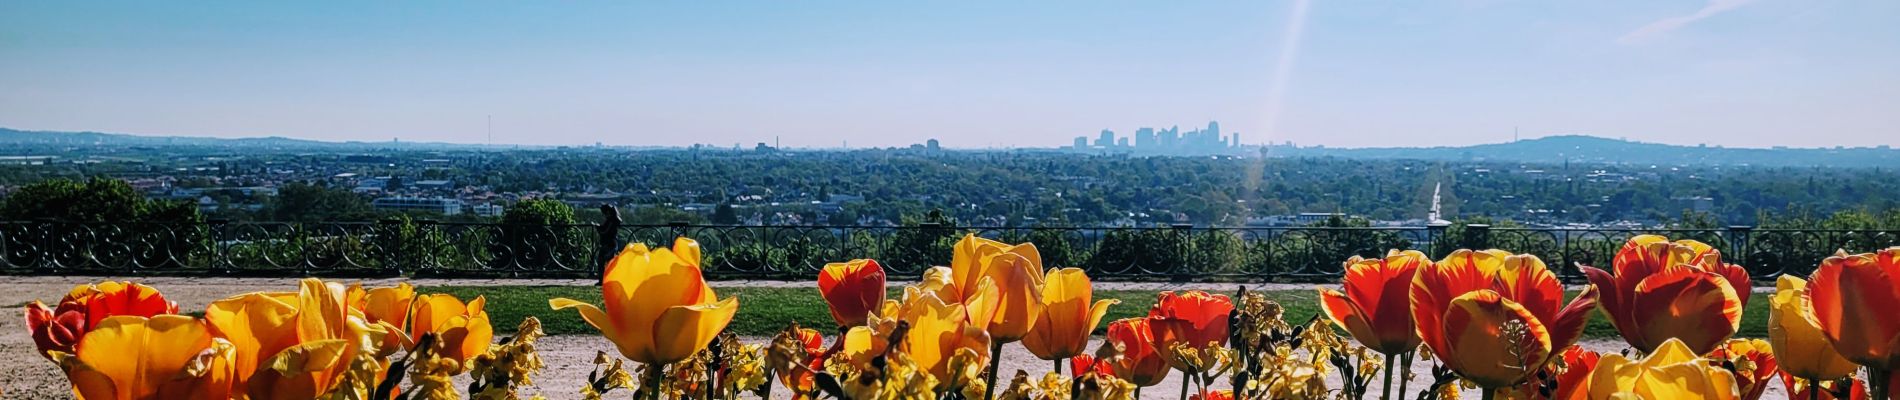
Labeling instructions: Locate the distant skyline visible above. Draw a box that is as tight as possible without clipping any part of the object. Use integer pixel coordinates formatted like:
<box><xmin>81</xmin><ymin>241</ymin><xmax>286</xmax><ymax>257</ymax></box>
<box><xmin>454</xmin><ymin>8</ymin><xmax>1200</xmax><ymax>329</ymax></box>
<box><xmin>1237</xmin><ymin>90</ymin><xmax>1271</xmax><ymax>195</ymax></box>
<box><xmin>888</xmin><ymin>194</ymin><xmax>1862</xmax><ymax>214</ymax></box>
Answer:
<box><xmin>3</xmin><ymin>1</ymin><xmax>1897</xmax><ymax>149</ymax></box>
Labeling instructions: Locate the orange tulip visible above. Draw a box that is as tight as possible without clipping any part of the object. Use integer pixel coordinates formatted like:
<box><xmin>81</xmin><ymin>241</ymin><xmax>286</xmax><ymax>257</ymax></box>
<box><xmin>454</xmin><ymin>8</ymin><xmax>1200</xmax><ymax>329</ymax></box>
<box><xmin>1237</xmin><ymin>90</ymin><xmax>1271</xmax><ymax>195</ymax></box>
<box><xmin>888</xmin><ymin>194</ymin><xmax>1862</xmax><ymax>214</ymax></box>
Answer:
<box><xmin>1023</xmin><ymin>268</ymin><xmax>1117</xmax><ymax>361</ymax></box>
<box><xmin>1581</xmin><ymin>235</ymin><xmax>1748</xmax><ymax>355</ymax></box>
<box><xmin>550</xmin><ymin>238</ymin><xmax>740</xmax><ymax>366</ymax></box>
<box><xmin>1318</xmin><ymin>250</ymin><xmax>1425</xmax><ymax>356</ymax></box>
<box><xmin>943</xmin><ymin>235</ymin><xmax>1044</xmax><ymax>342</ymax></box>
<box><xmin>24</xmin><ymin>281</ymin><xmax>178</xmax><ymax>361</ymax></box>
<box><xmin>52</xmin><ymin>315</ymin><xmax>236</xmax><ymax>400</ymax></box>
<box><xmin>204</xmin><ymin>278</ymin><xmax>390</xmax><ymax>400</ymax></box>
<box><xmin>1554</xmin><ymin>345</ymin><xmax>1601</xmax><ymax>400</ymax></box>
<box><xmin>410</xmin><ymin>293</ymin><xmax>493</xmax><ymax>365</ymax></box>
<box><xmin>1147</xmin><ymin>290</ymin><xmax>1233</xmax><ymax>373</ymax></box>
<box><xmin>893</xmin><ymin>290</ymin><xmax>992</xmax><ymax>380</ymax></box>
<box><xmin>1104</xmin><ymin>317</ymin><xmax>1168</xmax><ymax>387</ymax></box>
<box><xmin>1411</xmin><ymin>249</ymin><xmax>1599</xmax><ymax>389</ymax></box>
<box><xmin>818</xmin><ymin>259</ymin><xmax>887</xmax><ymax>328</ymax></box>
<box><xmin>1069</xmin><ymin>354</ymin><xmax>1113</xmax><ymax>378</ymax></box>
<box><xmin>1809</xmin><ymin>248</ymin><xmax>1900</xmax><ymax>371</ymax></box>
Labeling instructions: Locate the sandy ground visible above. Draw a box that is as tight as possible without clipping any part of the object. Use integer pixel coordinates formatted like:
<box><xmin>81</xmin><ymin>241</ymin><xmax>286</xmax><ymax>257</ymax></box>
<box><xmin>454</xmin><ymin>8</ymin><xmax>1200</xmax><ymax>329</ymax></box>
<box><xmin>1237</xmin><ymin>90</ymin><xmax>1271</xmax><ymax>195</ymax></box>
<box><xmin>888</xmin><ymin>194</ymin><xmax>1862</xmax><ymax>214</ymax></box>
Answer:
<box><xmin>1</xmin><ymin>277</ymin><xmax>1789</xmax><ymax>399</ymax></box>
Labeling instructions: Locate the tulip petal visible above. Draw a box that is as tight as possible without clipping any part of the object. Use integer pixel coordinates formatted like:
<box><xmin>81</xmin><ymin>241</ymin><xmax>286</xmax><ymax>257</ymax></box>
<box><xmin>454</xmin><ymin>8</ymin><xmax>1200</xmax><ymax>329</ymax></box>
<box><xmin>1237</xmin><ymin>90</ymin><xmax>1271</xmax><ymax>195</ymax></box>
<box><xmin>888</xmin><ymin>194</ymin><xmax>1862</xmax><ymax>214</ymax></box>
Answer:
<box><xmin>1546</xmin><ymin>285</ymin><xmax>1601</xmax><ymax>358</ymax></box>
<box><xmin>67</xmin><ymin>315</ymin><xmax>214</xmax><ymax>400</ymax></box>
<box><xmin>205</xmin><ymin>292</ymin><xmax>300</xmax><ymax>387</ymax></box>
<box><xmin>549</xmin><ymin>298</ymin><xmax>633</xmax><ymax>360</ymax></box>
<box><xmin>1494</xmin><ymin>254</ymin><xmax>1563</xmax><ymax>323</ymax></box>
<box><xmin>1810</xmin><ymin>251</ymin><xmax>1900</xmax><ymax>369</ymax></box>
<box><xmin>649</xmin><ymin>296</ymin><xmax>740</xmax><ymax>365</ymax></box>
<box><xmin>1413</xmin><ymin>250</ymin><xmax>1505</xmax><ymax>358</ymax></box>
<box><xmin>1440</xmin><ymin>290</ymin><xmax>1551</xmax><ymax>388</ymax></box>
<box><xmin>672</xmin><ymin>237</ymin><xmax>703</xmax><ymax>266</ymax></box>
<box><xmin>1630</xmin><ymin>266</ymin><xmax>1742</xmax><ymax>355</ymax></box>
<box><xmin>1319</xmin><ymin>288</ymin><xmax>1385</xmax><ymax>353</ymax></box>
<box><xmin>963</xmin><ymin>276</ymin><xmax>1001</xmax><ymax>333</ymax></box>
<box><xmin>1770</xmin><ymin>276</ymin><xmax>1860</xmax><ymax>381</ymax></box>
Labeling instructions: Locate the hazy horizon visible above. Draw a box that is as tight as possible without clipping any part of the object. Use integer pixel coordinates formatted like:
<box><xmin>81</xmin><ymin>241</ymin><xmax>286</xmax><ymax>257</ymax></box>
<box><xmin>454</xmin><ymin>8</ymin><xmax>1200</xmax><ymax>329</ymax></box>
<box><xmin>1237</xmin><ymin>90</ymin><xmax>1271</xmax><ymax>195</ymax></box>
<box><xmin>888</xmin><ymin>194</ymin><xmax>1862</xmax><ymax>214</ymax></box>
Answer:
<box><xmin>3</xmin><ymin>1</ymin><xmax>1897</xmax><ymax>149</ymax></box>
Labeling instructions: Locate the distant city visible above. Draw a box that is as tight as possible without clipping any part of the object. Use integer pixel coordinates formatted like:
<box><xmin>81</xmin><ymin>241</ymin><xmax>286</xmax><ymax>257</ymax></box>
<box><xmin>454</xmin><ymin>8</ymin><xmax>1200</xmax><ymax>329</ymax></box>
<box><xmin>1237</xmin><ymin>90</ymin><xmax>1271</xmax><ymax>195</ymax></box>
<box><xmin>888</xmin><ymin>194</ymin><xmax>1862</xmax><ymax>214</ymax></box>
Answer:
<box><xmin>1066</xmin><ymin>121</ymin><xmax>1247</xmax><ymax>156</ymax></box>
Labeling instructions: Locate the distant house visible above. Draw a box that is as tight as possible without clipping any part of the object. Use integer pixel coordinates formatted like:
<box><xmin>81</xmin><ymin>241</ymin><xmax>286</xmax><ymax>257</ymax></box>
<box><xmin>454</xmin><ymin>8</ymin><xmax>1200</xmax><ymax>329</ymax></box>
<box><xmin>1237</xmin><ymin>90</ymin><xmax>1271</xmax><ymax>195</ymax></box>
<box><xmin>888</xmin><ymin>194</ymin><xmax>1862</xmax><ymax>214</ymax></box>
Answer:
<box><xmin>372</xmin><ymin>196</ymin><xmax>464</xmax><ymax>215</ymax></box>
<box><xmin>471</xmin><ymin>203</ymin><xmax>505</xmax><ymax>217</ymax></box>
<box><xmin>414</xmin><ymin>180</ymin><xmax>453</xmax><ymax>189</ymax></box>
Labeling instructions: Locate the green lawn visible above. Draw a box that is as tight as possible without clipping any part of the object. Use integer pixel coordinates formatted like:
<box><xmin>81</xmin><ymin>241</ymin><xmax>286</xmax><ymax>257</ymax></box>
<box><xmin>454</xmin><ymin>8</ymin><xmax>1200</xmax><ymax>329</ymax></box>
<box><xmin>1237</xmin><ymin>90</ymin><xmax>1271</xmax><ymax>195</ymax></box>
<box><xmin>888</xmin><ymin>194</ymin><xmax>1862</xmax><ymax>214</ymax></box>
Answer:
<box><xmin>418</xmin><ymin>285</ymin><xmax>1770</xmax><ymax>341</ymax></box>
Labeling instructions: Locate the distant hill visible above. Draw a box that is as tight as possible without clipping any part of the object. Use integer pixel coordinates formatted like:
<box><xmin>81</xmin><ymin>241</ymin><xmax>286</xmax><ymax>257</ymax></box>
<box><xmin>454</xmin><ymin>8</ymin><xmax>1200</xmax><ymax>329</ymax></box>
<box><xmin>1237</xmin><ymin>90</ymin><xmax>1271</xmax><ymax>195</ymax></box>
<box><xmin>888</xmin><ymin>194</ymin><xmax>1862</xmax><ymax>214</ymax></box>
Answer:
<box><xmin>1268</xmin><ymin>135</ymin><xmax>1899</xmax><ymax>168</ymax></box>
<box><xmin>0</xmin><ymin>127</ymin><xmax>498</xmax><ymax>151</ymax></box>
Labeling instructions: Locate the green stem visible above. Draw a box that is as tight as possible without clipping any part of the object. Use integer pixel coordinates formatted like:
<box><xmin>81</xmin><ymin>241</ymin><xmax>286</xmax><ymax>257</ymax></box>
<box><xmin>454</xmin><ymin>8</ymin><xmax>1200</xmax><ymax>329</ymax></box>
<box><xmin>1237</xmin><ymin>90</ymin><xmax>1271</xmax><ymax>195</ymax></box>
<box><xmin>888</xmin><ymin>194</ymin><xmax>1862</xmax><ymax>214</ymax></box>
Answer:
<box><xmin>1809</xmin><ymin>378</ymin><xmax>1819</xmax><ymax>400</ymax></box>
<box><xmin>984</xmin><ymin>340</ymin><xmax>1004</xmax><ymax>400</ymax></box>
<box><xmin>1399</xmin><ymin>352</ymin><xmax>1413</xmax><ymax>400</ymax></box>
<box><xmin>1382</xmin><ymin>353</ymin><xmax>1396</xmax><ymax>400</ymax></box>
<box><xmin>1481</xmin><ymin>386</ymin><xmax>1498</xmax><ymax>400</ymax></box>
<box><xmin>1055</xmin><ymin>358</ymin><xmax>1064</xmax><ymax>376</ymax></box>
<box><xmin>1135</xmin><ymin>386</ymin><xmax>1141</xmax><ymax>399</ymax></box>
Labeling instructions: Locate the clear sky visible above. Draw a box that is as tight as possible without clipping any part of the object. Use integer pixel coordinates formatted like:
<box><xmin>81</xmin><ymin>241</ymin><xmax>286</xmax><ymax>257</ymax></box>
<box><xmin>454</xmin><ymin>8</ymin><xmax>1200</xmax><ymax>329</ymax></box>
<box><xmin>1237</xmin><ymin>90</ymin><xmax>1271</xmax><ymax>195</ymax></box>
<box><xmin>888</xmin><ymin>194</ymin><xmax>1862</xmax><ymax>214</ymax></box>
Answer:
<box><xmin>2</xmin><ymin>1</ymin><xmax>1896</xmax><ymax>149</ymax></box>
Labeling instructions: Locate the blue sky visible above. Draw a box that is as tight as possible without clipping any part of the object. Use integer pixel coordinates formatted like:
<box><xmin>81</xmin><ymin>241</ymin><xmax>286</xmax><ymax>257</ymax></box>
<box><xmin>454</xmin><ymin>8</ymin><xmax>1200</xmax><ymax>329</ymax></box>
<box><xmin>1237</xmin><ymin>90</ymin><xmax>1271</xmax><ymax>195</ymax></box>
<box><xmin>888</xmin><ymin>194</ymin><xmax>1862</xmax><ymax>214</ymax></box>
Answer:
<box><xmin>2</xmin><ymin>1</ymin><xmax>1895</xmax><ymax>148</ymax></box>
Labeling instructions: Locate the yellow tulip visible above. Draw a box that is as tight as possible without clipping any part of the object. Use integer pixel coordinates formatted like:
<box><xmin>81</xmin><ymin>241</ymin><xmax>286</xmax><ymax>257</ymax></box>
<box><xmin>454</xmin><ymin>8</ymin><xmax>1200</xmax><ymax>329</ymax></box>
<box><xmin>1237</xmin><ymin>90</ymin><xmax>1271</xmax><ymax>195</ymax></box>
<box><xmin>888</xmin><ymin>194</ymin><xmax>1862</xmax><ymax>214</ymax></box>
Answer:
<box><xmin>897</xmin><ymin>290</ymin><xmax>992</xmax><ymax>381</ymax></box>
<box><xmin>54</xmin><ymin>315</ymin><xmax>236</xmax><ymax>400</ymax></box>
<box><xmin>549</xmin><ymin>238</ymin><xmax>740</xmax><ymax>366</ymax></box>
<box><xmin>1588</xmin><ymin>338</ymin><xmax>1740</xmax><ymax>400</ymax></box>
<box><xmin>204</xmin><ymin>278</ymin><xmax>377</xmax><ymax>400</ymax></box>
<box><xmin>358</xmin><ymin>283</ymin><xmax>415</xmax><ymax>331</ymax></box>
<box><xmin>1022</xmin><ymin>268</ymin><xmax>1117</xmax><ymax>361</ymax></box>
<box><xmin>977</xmin><ymin>251</ymin><xmax>1046</xmax><ymax>342</ymax></box>
<box><xmin>411</xmin><ymin>293</ymin><xmax>493</xmax><ymax>365</ymax></box>
<box><xmin>1770</xmin><ymin>275</ymin><xmax>1860</xmax><ymax>382</ymax></box>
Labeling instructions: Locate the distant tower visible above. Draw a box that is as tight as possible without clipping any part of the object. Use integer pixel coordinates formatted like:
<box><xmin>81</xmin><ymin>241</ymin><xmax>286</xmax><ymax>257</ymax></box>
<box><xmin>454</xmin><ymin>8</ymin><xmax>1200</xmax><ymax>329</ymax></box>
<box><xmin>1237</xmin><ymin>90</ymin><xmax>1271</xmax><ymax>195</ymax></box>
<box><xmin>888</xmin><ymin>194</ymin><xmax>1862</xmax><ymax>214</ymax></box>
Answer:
<box><xmin>1428</xmin><ymin>182</ymin><xmax>1450</xmax><ymax>225</ymax></box>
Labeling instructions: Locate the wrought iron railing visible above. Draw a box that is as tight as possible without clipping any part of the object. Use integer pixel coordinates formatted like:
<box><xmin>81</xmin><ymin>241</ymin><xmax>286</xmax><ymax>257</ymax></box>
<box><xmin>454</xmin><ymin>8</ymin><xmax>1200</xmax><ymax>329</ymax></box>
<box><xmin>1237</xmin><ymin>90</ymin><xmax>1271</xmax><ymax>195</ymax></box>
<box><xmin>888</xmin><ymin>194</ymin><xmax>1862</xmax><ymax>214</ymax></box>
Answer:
<box><xmin>2</xmin><ymin>220</ymin><xmax>1895</xmax><ymax>281</ymax></box>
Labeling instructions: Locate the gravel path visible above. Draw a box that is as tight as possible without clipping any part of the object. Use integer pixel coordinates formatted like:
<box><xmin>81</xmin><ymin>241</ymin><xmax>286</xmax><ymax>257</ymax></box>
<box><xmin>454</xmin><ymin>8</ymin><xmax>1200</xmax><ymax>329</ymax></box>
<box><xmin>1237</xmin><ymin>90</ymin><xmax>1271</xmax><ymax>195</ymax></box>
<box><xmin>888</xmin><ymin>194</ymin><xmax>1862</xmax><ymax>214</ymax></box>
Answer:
<box><xmin>2</xmin><ymin>277</ymin><xmax>1788</xmax><ymax>399</ymax></box>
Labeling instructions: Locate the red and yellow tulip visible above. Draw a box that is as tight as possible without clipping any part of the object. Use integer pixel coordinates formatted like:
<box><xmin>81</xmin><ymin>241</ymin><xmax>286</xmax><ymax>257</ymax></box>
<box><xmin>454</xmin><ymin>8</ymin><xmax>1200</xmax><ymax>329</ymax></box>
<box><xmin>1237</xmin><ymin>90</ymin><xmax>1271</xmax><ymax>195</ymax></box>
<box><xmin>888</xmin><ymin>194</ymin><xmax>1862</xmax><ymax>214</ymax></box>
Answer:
<box><xmin>1318</xmin><ymin>250</ymin><xmax>1425</xmax><ymax>356</ymax></box>
<box><xmin>1410</xmin><ymin>249</ymin><xmax>1599</xmax><ymax>389</ymax></box>
<box><xmin>1554</xmin><ymin>345</ymin><xmax>1601</xmax><ymax>400</ymax></box>
<box><xmin>771</xmin><ymin>327</ymin><xmax>825</xmax><ymax>398</ymax></box>
<box><xmin>1809</xmin><ymin>248</ymin><xmax>1900</xmax><ymax>371</ymax></box>
<box><xmin>1103</xmin><ymin>317</ymin><xmax>1168</xmax><ymax>387</ymax></box>
<box><xmin>1778</xmin><ymin>371</ymin><xmax>1868</xmax><ymax>400</ymax></box>
<box><xmin>1147</xmin><ymin>290</ymin><xmax>1233</xmax><ymax>374</ymax></box>
<box><xmin>25</xmin><ymin>281</ymin><xmax>179</xmax><ymax>361</ymax></box>
<box><xmin>1587</xmin><ymin>337</ymin><xmax>1740</xmax><ymax>400</ymax></box>
<box><xmin>52</xmin><ymin>315</ymin><xmax>236</xmax><ymax>400</ymax></box>
<box><xmin>1581</xmin><ymin>235</ymin><xmax>1748</xmax><ymax>355</ymax></box>
<box><xmin>1022</xmin><ymin>268</ymin><xmax>1117</xmax><ymax>361</ymax></box>
<box><xmin>549</xmin><ymin>238</ymin><xmax>740</xmax><ymax>366</ymax></box>
<box><xmin>818</xmin><ymin>259</ymin><xmax>887</xmax><ymax>328</ymax></box>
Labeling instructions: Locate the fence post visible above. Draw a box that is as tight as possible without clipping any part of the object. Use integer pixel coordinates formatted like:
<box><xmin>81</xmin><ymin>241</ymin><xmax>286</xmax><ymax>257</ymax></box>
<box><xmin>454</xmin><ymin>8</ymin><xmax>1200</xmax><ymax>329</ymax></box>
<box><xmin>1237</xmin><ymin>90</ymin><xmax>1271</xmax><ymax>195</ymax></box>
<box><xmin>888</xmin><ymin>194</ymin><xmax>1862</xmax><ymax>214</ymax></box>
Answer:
<box><xmin>36</xmin><ymin>218</ymin><xmax>56</xmax><ymax>274</ymax></box>
<box><xmin>416</xmin><ymin>219</ymin><xmax>439</xmax><ymax>274</ymax></box>
<box><xmin>1465</xmin><ymin>224</ymin><xmax>1491</xmax><ymax>250</ymax></box>
<box><xmin>1426</xmin><ymin>221</ymin><xmax>1451</xmax><ymax>258</ymax></box>
<box><xmin>1726</xmin><ymin>225</ymin><xmax>1754</xmax><ymax>277</ymax></box>
<box><xmin>208</xmin><ymin>219</ymin><xmax>229</xmax><ymax>275</ymax></box>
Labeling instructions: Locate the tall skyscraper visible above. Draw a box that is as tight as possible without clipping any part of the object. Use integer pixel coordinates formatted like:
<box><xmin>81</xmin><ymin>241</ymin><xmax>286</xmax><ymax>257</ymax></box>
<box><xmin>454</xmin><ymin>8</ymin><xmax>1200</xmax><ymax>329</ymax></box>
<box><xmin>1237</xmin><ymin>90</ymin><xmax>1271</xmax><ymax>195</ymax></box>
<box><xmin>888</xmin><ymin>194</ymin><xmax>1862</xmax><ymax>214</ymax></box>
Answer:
<box><xmin>1134</xmin><ymin>127</ymin><xmax>1155</xmax><ymax>148</ymax></box>
<box><xmin>1096</xmin><ymin>129</ymin><xmax>1115</xmax><ymax>147</ymax></box>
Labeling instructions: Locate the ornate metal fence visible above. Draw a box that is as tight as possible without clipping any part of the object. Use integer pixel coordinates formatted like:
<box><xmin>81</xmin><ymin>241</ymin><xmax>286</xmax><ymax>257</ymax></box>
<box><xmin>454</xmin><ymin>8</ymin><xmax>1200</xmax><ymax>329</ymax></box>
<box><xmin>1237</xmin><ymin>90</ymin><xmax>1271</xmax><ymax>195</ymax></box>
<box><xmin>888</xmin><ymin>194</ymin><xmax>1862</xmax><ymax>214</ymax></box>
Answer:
<box><xmin>2</xmin><ymin>220</ymin><xmax>1894</xmax><ymax>281</ymax></box>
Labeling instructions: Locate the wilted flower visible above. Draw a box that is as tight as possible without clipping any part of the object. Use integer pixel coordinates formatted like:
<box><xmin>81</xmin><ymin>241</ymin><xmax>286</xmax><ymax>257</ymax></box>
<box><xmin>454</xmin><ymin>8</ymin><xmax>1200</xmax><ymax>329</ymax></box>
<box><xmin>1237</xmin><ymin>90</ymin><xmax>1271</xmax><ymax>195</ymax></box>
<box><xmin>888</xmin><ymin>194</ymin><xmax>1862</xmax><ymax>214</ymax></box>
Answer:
<box><xmin>1709</xmin><ymin>338</ymin><xmax>1777</xmax><ymax>400</ymax></box>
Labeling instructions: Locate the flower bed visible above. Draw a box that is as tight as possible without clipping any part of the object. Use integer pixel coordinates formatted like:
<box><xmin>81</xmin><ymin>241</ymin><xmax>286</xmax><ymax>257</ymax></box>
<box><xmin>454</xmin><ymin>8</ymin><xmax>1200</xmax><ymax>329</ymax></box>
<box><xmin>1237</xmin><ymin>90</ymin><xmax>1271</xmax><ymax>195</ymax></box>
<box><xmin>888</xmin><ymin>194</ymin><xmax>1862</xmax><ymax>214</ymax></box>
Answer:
<box><xmin>19</xmin><ymin>234</ymin><xmax>1900</xmax><ymax>399</ymax></box>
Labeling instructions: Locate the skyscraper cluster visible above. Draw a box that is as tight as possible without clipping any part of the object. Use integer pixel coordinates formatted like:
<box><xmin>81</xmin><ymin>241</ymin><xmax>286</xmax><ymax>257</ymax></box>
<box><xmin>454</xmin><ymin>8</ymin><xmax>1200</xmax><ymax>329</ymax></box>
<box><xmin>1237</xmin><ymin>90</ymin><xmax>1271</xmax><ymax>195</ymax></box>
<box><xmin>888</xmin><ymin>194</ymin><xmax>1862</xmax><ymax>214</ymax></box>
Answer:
<box><xmin>1071</xmin><ymin>121</ymin><xmax>1241</xmax><ymax>155</ymax></box>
